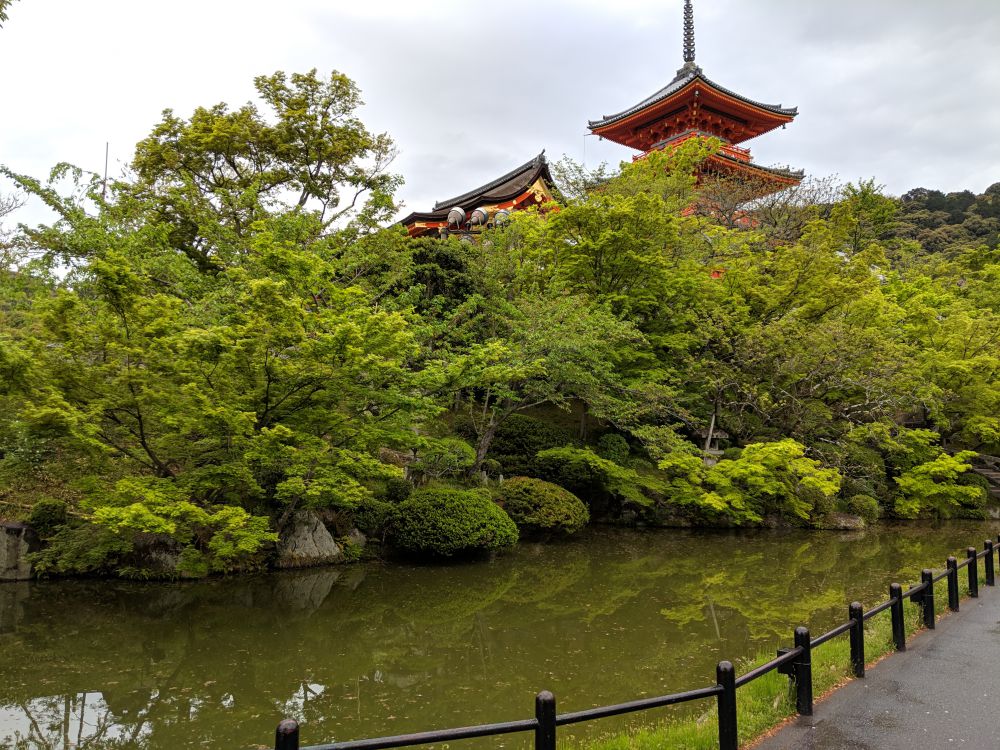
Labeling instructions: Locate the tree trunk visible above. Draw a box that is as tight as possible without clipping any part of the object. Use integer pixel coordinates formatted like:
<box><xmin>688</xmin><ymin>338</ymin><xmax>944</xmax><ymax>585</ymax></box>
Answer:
<box><xmin>703</xmin><ymin>412</ymin><xmax>716</xmax><ymax>452</ymax></box>
<box><xmin>471</xmin><ymin>419</ymin><xmax>500</xmax><ymax>475</ymax></box>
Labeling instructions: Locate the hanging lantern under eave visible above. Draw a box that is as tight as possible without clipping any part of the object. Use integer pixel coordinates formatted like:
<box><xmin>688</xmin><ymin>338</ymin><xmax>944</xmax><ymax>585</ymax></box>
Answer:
<box><xmin>493</xmin><ymin>209</ymin><xmax>510</xmax><ymax>227</ymax></box>
<box><xmin>470</xmin><ymin>207</ymin><xmax>489</xmax><ymax>226</ymax></box>
<box><xmin>447</xmin><ymin>206</ymin><xmax>466</xmax><ymax>227</ymax></box>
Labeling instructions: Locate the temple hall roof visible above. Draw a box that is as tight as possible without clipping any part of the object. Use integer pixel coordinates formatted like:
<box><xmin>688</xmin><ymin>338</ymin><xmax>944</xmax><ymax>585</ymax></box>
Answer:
<box><xmin>399</xmin><ymin>152</ymin><xmax>553</xmax><ymax>226</ymax></box>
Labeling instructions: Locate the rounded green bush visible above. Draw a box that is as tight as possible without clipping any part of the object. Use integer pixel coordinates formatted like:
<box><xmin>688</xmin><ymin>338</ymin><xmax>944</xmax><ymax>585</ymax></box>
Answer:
<box><xmin>596</xmin><ymin>433</ymin><xmax>630</xmax><ymax>465</ymax></box>
<box><xmin>846</xmin><ymin>494</ymin><xmax>880</xmax><ymax>525</ymax></box>
<box><xmin>499</xmin><ymin>477</ymin><xmax>589</xmax><ymax>535</ymax></box>
<box><xmin>383</xmin><ymin>477</ymin><xmax>412</xmax><ymax>504</ymax></box>
<box><xmin>391</xmin><ymin>488</ymin><xmax>518</xmax><ymax>557</ymax></box>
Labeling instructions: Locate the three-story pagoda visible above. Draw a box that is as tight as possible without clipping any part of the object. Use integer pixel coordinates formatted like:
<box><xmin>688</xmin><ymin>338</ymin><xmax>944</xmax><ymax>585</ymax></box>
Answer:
<box><xmin>588</xmin><ymin>0</ymin><xmax>803</xmax><ymax>195</ymax></box>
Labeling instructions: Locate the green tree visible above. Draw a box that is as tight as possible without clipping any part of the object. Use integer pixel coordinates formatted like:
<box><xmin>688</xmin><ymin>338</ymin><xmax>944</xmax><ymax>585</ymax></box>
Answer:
<box><xmin>120</xmin><ymin>69</ymin><xmax>400</xmax><ymax>275</ymax></box>
<box><xmin>703</xmin><ymin>439</ymin><xmax>842</xmax><ymax>523</ymax></box>
<box><xmin>445</xmin><ymin>292</ymin><xmax>643</xmax><ymax>473</ymax></box>
<box><xmin>0</xmin><ymin>72</ymin><xmax>435</xmax><ymax>575</ymax></box>
<box><xmin>0</xmin><ymin>0</ymin><xmax>17</xmax><ymax>27</ymax></box>
<box><xmin>893</xmin><ymin>451</ymin><xmax>984</xmax><ymax>519</ymax></box>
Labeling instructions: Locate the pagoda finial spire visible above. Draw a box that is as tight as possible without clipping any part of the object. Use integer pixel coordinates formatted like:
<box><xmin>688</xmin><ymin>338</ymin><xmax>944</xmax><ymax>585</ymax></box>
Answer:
<box><xmin>683</xmin><ymin>0</ymin><xmax>695</xmax><ymax>64</ymax></box>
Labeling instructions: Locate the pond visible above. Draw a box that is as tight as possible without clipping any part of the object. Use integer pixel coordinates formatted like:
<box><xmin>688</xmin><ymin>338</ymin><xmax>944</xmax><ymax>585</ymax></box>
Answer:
<box><xmin>1</xmin><ymin>522</ymin><xmax>996</xmax><ymax>749</ymax></box>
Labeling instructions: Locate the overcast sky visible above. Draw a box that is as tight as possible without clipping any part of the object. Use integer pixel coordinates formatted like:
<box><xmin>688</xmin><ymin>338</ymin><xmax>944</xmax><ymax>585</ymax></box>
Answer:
<box><xmin>2</xmin><ymin>0</ymin><xmax>999</xmax><ymax>226</ymax></box>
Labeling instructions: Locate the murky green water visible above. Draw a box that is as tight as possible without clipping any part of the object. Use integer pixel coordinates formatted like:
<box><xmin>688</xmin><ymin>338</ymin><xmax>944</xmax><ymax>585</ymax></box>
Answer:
<box><xmin>1</xmin><ymin>522</ymin><xmax>997</xmax><ymax>749</ymax></box>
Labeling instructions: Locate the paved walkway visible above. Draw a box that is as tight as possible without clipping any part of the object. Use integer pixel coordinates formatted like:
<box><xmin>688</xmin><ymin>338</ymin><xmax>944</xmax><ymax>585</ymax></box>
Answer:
<box><xmin>753</xmin><ymin>590</ymin><xmax>1000</xmax><ymax>749</ymax></box>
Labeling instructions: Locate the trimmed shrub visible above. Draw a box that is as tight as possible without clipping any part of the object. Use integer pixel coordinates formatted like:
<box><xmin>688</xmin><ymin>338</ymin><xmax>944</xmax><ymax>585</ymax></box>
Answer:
<box><xmin>391</xmin><ymin>488</ymin><xmax>518</xmax><ymax>557</ymax></box>
<box><xmin>353</xmin><ymin>497</ymin><xmax>397</xmax><ymax>537</ymax></box>
<box><xmin>846</xmin><ymin>494</ymin><xmax>880</xmax><ymax>525</ymax></box>
<box><xmin>498</xmin><ymin>477</ymin><xmax>589</xmax><ymax>535</ymax></box>
<box><xmin>383</xmin><ymin>477</ymin><xmax>412</xmax><ymax>504</ymax></box>
<box><xmin>720</xmin><ymin>447</ymin><xmax>743</xmax><ymax>462</ymax></box>
<box><xmin>490</xmin><ymin>415</ymin><xmax>574</xmax><ymax>477</ymax></box>
<box><xmin>596</xmin><ymin>433</ymin><xmax>630</xmax><ymax>465</ymax></box>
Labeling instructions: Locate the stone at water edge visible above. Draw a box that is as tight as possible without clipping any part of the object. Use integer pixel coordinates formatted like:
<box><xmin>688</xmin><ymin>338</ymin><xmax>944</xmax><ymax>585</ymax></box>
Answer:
<box><xmin>1</xmin><ymin>522</ymin><xmax>37</xmax><ymax>581</ymax></box>
<box><xmin>276</xmin><ymin>511</ymin><xmax>345</xmax><ymax>568</ymax></box>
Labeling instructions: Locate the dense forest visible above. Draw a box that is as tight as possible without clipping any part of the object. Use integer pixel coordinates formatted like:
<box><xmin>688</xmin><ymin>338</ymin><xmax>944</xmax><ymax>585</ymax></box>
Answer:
<box><xmin>1</xmin><ymin>70</ymin><xmax>998</xmax><ymax>577</ymax></box>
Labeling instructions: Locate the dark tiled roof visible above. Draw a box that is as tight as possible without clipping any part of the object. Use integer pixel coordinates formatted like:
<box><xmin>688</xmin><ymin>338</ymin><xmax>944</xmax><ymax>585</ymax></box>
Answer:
<box><xmin>712</xmin><ymin>152</ymin><xmax>805</xmax><ymax>180</ymax></box>
<box><xmin>588</xmin><ymin>63</ymin><xmax>798</xmax><ymax>131</ymax></box>
<box><xmin>399</xmin><ymin>152</ymin><xmax>552</xmax><ymax>226</ymax></box>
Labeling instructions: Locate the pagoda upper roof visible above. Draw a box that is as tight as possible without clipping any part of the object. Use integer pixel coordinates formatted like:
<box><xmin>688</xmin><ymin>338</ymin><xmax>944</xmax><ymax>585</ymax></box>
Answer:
<box><xmin>399</xmin><ymin>152</ymin><xmax>553</xmax><ymax>226</ymax></box>
<box><xmin>588</xmin><ymin>63</ymin><xmax>798</xmax><ymax>147</ymax></box>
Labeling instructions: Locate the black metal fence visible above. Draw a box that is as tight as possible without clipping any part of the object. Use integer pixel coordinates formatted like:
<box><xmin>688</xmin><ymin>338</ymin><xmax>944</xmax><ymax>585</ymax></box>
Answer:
<box><xmin>273</xmin><ymin>534</ymin><xmax>1000</xmax><ymax>750</ymax></box>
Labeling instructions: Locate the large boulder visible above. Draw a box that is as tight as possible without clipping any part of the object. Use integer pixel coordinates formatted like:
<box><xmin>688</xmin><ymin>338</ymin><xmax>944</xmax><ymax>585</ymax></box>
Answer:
<box><xmin>1</xmin><ymin>522</ymin><xmax>37</xmax><ymax>581</ymax></box>
<box><xmin>275</xmin><ymin>512</ymin><xmax>344</xmax><ymax>569</ymax></box>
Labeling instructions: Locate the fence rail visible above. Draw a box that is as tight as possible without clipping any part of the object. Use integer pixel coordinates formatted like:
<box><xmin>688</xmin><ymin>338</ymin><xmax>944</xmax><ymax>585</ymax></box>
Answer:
<box><xmin>273</xmin><ymin>532</ymin><xmax>1000</xmax><ymax>750</ymax></box>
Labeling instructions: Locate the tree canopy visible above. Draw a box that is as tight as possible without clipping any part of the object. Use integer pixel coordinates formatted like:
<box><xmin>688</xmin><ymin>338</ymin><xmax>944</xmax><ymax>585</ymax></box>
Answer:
<box><xmin>2</xmin><ymin>69</ymin><xmax>998</xmax><ymax>575</ymax></box>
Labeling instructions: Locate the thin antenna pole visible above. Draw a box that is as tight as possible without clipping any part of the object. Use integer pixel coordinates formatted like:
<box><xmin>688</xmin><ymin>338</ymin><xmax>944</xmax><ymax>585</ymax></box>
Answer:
<box><xmin>101</xmin><ymin>142</ymin><xmax>109</xmax><ymax>201</ymax></box>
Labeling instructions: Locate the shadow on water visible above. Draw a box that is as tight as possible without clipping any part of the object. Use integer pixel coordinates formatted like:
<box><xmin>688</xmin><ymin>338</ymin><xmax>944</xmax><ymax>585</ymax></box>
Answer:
<box><xmin>0</xmin><ymin>522</ymin><xmax>995</xmax><ymax>748</ymax></box>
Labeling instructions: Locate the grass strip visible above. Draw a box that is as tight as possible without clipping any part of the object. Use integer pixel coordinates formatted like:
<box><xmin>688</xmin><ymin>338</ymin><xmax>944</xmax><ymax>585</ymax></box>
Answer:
<box><xmin>578</xmin><ymin>599</ymin><xmax>926</xmax><ymax>749</ymax></box>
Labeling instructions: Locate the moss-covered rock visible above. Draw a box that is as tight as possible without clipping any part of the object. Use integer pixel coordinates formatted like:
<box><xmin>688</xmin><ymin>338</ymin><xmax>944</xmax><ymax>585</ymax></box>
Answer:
<box><xmin>498</xmin><ymin>477</ymin><xmax>589</xmax><ymax>536</ymax></box>
<box><xmin>391</xmin><ymin>488</ymin><xmax>518</xmax><ymax>557</ymax></box>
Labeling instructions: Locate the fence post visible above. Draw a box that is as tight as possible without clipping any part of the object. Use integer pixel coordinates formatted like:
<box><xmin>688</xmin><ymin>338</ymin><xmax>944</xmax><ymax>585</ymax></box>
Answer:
<box><xmin>716</xmin><ymin>661</ymin><xmax>738</xmax><ymax>750</ymax></box>
<box><xmin>985</xmin><ymin>540</ymin><xmax>995</xmax><ymax>586</ymax></box>
<box><xmin>535</xmin><ymin>691</ymin><xmax>556</xmax><ymax>750</ymax></box>
<box><xmin>947</xmin><ymin>556</ymin><xmax>960</xmax><ymax>611</ymax></box>
<box><xmin>849</xmin><ymin>602</ymin><xmax>865</xmax><ymax>678</ymax></box>
<box><xmin>921</xmin><ymin>569</ymin><xmax>935</xmax><ymax>629</ymax></box>
<box><xmin>967</xmin><ymin>547</ymin><xmax>979</xmax><ymax>598</ymax></box>
<box><xmin>793</xmin><ymin>626</ymin><xmax>813</xmax><ymax>716</ymax></box>
<box><xmin>889</xmin><ymin>583</ymin><xmax>906</xmax><ymax>652</ymax></box>
<box><xmin>275</xmin><ymin>720</ymin><xmax>300</xmax><ymax>750</ymax></box>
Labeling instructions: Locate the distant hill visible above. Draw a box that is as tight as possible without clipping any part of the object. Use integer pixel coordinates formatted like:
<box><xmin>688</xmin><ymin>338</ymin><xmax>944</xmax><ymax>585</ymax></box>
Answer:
<box><xmin>895</xmin><ymin>183</ymin><xmax>1000</xmax><ymax>252</ymax></box>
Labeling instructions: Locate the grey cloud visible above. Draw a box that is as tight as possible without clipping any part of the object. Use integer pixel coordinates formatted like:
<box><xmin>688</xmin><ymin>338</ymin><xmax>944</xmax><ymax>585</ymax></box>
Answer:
<box><xmin>2</xmin><ymin>0</ymin><xmax>998</xmax><ymax>229</ymax></box>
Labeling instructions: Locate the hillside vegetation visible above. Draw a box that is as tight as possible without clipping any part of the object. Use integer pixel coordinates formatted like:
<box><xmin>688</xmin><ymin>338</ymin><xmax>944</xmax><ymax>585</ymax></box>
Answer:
<box><xmin>1</xmin><ymin>70</ymin><xmax>998</xmax><ymax>575</ymax></box>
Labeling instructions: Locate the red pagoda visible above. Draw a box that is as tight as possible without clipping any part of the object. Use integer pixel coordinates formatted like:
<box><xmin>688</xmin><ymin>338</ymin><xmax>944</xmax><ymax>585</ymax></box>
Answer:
<box><xmin>588</xmin><ymin>0</ymin><xmax>803</xmax><ymax>195</ymax></box>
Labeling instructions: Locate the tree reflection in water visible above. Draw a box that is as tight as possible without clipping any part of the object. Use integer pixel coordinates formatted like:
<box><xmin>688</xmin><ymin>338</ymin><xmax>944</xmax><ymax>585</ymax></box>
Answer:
<box><xmin>0</xmin><ymin>523</ymin><xmax>994</xmax><ymax>749</ymax></box>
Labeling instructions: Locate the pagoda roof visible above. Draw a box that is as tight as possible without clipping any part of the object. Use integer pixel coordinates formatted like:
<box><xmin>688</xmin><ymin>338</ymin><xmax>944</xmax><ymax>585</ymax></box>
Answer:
<box><xmin>587</xmin><ymin>62</ymin><xmax>798</xmax><ymax>150</ymax></box>
<box><xmin>589</xmin><ymin>63</ymin><xmax>797</xmax><ymax>130</ymax></box>
<box><xmin>710</xmin><ymin>152</ymin><xmax>804</xmax><ymax>182</ymax></box>
<box><xmin>399</xmin><ymin>152</ymin><xmax>553</xmax><ymax>226</ymax></box>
